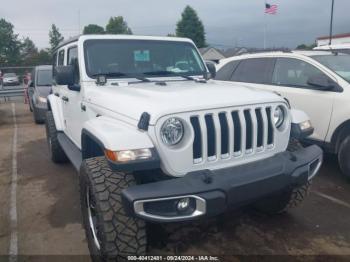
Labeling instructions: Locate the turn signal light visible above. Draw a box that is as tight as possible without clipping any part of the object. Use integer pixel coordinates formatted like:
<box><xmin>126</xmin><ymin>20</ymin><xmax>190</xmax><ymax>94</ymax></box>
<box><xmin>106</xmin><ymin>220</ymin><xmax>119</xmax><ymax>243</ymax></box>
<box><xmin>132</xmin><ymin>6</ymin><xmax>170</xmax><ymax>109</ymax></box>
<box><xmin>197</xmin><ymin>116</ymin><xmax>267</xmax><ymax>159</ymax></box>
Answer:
<box><xmin>105</xmin><ymin>149</ymin><xmax>152</xmax><ymax>163</ymax></box>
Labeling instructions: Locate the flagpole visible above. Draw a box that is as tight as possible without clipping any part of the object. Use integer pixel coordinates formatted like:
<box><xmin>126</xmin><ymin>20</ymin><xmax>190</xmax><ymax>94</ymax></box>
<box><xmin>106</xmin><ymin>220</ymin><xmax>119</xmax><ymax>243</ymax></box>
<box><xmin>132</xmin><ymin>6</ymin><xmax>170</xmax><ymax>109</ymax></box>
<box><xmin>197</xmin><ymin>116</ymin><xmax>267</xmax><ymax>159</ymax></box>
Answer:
<box><xmin>264</xmin><ymin>1</ymin><xmax>267</xmax><ymax>49</ymax></box>
<box><xmin>329</xmin><ymin>0</ymin><xmax>335</xmax><ymax>45</ymax></box>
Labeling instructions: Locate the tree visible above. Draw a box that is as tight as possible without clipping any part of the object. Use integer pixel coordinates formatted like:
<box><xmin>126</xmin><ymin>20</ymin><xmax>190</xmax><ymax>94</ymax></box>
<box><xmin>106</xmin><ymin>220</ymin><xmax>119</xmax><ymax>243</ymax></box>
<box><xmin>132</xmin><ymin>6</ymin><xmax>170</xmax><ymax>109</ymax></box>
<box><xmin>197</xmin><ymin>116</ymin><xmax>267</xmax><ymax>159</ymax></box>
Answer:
<box><xmin>176</xmin><ymin>6</ymin><xmax>206</xmax><ymax>48</ymax></box>
<box><xmin>0</xmin><ymin>18</ymin><xmax>21</xmax><ymax>66</ymax></box>
<box><xmin>49</xmin><ymin>24</ymin><xmax>64</xmax><ymax>53</ymax></box>
<box><xmin>20</xmin><ymin>37</ymin><xmax>39</xmax><ymax>65</ymax></box>
<box><xmin>296</xmin><ymin>43</ymin><xmax>316</xmax><ymax>50</ymax></box>
<box><xmin>83</xmin><ymin>24</ymin><xmax>105</xmax><ymax>35</ymax></box>
<box><xmin>36</xmin><ymin>49</ymin><xmax>51</xmax><ymax>65</ymax></box>
<box><xmin>105</xmin><ymin>16</ymin><xmax>132</xmax><ymax>35</ymax></box>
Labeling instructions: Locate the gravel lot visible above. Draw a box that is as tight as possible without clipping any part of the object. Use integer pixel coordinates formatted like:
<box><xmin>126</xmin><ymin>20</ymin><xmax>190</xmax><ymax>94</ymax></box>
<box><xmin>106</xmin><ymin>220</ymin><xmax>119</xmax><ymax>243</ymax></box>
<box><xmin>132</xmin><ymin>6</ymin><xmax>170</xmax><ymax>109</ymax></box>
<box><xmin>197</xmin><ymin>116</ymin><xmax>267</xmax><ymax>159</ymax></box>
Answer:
<box><xmin>0</xmin><ymin>101</ymin><xmax>350</xmax><ymax>261</ymax></box>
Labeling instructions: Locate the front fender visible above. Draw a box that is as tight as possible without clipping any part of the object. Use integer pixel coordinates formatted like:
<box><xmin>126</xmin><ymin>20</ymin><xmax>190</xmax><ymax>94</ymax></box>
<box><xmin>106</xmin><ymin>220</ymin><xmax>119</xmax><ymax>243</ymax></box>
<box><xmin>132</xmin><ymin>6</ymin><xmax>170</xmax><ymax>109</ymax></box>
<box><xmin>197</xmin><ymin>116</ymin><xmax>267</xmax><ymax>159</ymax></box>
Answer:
<box><xmin>290</xmin><ymin>109</ymin><xmax>310</xmax><ymax>124</ymax></box>
<box><xmin>83</xmin><ymin>116</ymin><xmax>155</xmax><ymax>151</ymax></box>
<box><xmin>47</xmin><ymin>94</ymin><xmax>65</xmax><ymax>131</ymax></box>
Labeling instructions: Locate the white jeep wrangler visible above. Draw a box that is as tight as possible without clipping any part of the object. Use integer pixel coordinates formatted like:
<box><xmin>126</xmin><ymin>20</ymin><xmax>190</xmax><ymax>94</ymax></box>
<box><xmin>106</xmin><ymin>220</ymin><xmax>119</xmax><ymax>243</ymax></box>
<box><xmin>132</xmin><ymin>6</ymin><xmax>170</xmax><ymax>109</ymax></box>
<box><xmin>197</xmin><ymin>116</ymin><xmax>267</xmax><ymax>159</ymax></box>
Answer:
<box><xmin>46</xmin><ymin>35</ymin><xmax>323</xmax><ymax>260</ymax></box>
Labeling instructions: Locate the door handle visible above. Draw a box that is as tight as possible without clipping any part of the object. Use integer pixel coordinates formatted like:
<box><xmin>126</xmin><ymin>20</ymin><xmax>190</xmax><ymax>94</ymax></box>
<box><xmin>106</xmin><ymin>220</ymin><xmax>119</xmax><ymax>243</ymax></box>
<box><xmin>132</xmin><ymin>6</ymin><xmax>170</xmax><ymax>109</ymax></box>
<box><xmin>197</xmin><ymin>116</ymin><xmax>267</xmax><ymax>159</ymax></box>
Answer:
<box><xmin>81</xmin><ymin>103</ymin><xmax>86</xmax><ymax>111</ymax></box>
<box><xmin>62</xmin><ymin>96</ymin><xmax>69</xmax><ymax>102</ymax></box>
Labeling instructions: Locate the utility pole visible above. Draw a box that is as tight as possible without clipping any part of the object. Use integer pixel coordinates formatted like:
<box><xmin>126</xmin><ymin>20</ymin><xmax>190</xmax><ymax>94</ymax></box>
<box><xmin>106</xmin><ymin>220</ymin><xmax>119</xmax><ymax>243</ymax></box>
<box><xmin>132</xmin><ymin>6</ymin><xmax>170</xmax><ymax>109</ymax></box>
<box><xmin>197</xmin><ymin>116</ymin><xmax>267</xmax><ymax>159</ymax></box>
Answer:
<box><xmin>329</xmin><ymin>0</ymin><xmax>335</xmax><ymax>45</ymax></box>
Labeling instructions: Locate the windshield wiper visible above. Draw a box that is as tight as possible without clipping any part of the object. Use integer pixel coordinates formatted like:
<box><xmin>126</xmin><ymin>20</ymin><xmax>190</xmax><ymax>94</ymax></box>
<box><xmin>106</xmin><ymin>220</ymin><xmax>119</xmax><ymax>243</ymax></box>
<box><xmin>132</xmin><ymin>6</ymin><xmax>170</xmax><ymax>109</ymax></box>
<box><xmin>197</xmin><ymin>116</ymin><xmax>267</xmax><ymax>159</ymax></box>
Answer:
<box><xmin>179</xmin><ymin>75</ymin><xmax>206</xmax><ymax>82</ymax></box>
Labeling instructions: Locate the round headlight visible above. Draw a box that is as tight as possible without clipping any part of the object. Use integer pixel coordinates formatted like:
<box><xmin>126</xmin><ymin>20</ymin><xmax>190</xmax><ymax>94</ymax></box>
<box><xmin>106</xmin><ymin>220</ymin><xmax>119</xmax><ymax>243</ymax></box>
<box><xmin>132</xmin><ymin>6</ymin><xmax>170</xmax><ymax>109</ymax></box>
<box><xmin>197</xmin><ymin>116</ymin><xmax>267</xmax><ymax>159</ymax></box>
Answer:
<box><xmin>273</xmin><ymin>106</ymin><xmax>285</xmax><ymax>128</ymax></box>
<box><xmin>161</xmin><ymin>118</ymin><xmax>184</xmax><ymax>145</ymax></box>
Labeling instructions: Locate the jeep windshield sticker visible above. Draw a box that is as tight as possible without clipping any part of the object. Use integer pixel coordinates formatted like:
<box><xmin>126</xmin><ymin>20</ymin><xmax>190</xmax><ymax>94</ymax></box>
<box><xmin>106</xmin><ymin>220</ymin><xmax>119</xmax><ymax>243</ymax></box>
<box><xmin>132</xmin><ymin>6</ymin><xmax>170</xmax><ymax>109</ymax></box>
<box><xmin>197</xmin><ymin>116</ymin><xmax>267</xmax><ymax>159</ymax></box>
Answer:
<box><xmin>134</xmin><ymin>50</ymin><xmax>150</xmax><ymax>62</ymax></box>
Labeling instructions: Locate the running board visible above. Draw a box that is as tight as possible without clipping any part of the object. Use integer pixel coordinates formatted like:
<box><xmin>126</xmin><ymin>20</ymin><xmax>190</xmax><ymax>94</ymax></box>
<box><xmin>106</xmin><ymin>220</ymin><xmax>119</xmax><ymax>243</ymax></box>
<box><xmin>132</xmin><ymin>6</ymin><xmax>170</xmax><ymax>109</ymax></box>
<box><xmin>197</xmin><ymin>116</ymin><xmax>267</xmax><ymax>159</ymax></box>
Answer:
<box><xmin>57</xmin><ymin>133</ymin><xmax>82</xmax><ymax>171</ymax></box>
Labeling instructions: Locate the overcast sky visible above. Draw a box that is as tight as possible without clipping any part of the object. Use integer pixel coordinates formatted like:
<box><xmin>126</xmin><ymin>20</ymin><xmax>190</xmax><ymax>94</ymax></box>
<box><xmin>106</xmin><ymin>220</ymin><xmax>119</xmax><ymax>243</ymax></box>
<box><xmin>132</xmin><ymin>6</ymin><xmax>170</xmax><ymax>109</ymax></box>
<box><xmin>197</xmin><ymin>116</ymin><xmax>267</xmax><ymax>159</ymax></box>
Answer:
<box><xmin>1</xmin><ymin>0</ymin><xmax>349</xmax><ymax>49</ymax></box>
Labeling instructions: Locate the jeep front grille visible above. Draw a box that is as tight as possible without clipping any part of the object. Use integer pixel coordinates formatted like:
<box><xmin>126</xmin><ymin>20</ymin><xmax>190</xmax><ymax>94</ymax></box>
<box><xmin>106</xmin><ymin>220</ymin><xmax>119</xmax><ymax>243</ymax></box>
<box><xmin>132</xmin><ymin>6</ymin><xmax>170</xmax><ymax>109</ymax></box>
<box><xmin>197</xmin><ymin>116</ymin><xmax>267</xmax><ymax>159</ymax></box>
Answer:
<box><xmin>190</xmin><ymin>106</ymin><xmax>275</xmax><ymax>164</ymax></box>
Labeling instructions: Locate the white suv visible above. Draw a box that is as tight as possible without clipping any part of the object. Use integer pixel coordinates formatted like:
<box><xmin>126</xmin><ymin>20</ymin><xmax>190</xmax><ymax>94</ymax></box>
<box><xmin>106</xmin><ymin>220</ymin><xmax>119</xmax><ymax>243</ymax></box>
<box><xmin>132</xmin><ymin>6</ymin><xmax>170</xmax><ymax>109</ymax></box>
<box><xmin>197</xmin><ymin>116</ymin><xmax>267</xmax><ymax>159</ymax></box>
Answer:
<box><xmin>46</xmin><ymin>35</ymin><xmax>322</xmax><ymax>260</ymax></box>
<box><xmin>216</xmin><ymin>51</ymin><xmax>350</xmax><ymax>178</ymax></box>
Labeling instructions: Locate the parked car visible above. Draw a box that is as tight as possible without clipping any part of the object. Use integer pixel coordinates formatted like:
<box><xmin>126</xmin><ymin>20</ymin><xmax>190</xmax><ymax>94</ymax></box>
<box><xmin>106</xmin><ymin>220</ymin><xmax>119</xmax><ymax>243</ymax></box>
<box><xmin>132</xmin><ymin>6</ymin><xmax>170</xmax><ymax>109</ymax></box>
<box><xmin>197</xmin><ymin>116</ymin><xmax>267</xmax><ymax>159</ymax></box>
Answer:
<box><xmin>46</xmin><ymin>35</ymin><xmax>322</xmax><ymax>260</ymax></box>
<box><xmin>28</xmin><ymin>65</ymin><xmax>53</xmax><ymax>123</ymax></box>
<box><xmin>216</xmin><ymin>50</ymin><xmax>350</xmax><ymax>178</ymax></box>
<box><xmin>2</xmin><ymin>73</ymin><xmax>20</xmax><ymax>86</ymax></box>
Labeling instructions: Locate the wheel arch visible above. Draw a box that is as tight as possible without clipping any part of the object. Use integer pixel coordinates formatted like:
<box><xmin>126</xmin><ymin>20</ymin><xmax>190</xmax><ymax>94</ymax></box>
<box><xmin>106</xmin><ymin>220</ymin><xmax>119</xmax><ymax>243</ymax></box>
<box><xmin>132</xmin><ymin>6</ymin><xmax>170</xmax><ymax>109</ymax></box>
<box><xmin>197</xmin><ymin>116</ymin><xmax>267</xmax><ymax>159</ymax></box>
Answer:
<box><xmin>331</xmin><ymin>120</ymin><xmax>350</xmax><ymax>153</ymax></box>
<box><xmin>81</xmin><ymin>129</ymin><xmax>105</xmax><ymax>160</ymax></box>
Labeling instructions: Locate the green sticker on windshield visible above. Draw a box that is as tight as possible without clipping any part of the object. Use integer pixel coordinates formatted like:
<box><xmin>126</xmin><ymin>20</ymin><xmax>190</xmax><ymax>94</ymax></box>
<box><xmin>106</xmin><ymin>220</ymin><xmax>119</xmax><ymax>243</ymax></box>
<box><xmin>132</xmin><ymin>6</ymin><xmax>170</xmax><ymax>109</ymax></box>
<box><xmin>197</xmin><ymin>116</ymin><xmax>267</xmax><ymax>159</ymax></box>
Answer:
<box><xmin>134</xmin><ymin>50</ymin><xmax>150</xmax><ymax>62</ymax></box>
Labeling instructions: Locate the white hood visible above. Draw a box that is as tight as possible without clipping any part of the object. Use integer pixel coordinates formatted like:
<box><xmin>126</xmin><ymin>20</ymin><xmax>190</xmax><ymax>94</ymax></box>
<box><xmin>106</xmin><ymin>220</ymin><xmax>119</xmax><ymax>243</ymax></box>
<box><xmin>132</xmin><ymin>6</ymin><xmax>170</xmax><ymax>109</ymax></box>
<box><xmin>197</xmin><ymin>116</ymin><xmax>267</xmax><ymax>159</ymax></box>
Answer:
<box><xmin>84</xmin><ymin>80</ymin><xmax>284</xmax><ymax>125</ymax></box>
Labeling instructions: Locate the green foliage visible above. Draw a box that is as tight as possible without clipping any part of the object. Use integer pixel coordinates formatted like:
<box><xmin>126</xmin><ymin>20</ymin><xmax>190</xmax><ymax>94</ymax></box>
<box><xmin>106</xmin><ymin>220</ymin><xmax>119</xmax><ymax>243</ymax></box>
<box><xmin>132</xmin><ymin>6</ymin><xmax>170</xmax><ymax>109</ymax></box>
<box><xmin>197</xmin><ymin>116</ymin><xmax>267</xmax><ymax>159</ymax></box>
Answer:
<box><xmin>296</xmin><ymin>43</ymin><xmax>317</xmax><ymax>50</ymax></box>
<box><xmin>20</xmin><ymin>37</ymin><xmax>38</xmax><ymax>65</ymax></box>
<box><xmin>176</xmin><ymin>6</ymin><xmax>206</xmax><ymax>48</ymax></box>
<box><xmin>49</xmin><ymin>24</ymin><xmax>64</xmax><ymax>53</ymax></box>
<box><xmin>0</xmin><ymin>18</ymin><xmax>21</xmax><ymax>66</ymax></box>
<box><xmin>106</xmin><ymin>16</ymin><xmax>132</xmax><ymax>35</ymax></box>
<box><xmin>83</xmin><ymin>24</ymin><xmax>105</xmax><ymax>35</ymax></box>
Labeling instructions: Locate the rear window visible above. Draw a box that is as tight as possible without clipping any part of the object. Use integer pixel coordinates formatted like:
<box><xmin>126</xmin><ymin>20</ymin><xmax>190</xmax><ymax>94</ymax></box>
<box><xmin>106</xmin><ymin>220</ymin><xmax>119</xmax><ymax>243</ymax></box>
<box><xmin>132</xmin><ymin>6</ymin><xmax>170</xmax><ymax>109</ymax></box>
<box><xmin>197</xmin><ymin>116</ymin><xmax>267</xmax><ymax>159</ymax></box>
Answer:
<box><xmin>36</xmin><ymin>70</ymin><xmax>53</xmax><ymax>86</ymax></box>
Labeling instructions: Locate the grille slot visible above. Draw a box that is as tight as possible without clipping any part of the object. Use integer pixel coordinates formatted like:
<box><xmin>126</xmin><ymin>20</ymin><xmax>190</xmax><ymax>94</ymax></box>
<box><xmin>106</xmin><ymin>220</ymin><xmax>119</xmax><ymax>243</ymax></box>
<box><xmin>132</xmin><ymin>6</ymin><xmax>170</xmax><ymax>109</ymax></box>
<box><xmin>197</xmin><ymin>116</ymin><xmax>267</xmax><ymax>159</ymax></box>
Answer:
<box><xmin>266</xmin><ymin>107</ymin><xmax>274</xmax><ymax>145</ymax></box>
<box><xmin>190</xmin><ymin>105</ymin><xmax>276</xmax><ymax>164</ymax></box>
<box><xmin>205</xmin><ymin>114</ymin><xmax>216</xmax><ymax>159</ymax></box>
<box><xmin>190</xmin><ymin>116</ymin><xmax>202</xmax><ymax>160</ymax></box>
<box><xmin>232</xmin><ymin>111</ymin><xmax>241</xmax><ymax>153</ymax></box>
<box><xmin>244</xmin><ymin>110</ymin><xmax>253</xmax><ymax>150</ymax></box>
<box><xmin>218</xmin><ymin>113</ymin><xmax>229</xmax><ymax>155</ymax></box>
<box><xmin>255</xmin><ymin>108</ymin><xmax>264</xmax><ymax>148</ymax></box>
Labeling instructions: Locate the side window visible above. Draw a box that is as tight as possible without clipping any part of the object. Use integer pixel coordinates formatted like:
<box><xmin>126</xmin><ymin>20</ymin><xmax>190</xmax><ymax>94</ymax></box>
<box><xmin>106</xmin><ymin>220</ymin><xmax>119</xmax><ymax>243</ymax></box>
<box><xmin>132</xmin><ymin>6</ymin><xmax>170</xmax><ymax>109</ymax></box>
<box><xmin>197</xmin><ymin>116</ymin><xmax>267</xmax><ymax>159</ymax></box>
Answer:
<box><xmin>52</xmin><ymin>52</ymin><xmax>58</xmax><ymax>80</ymax></box>
<box><xmin>231</xmin><ymin>58</ymin><xmax>275</xmax><ymax>84</ymax></box>
<box><xmin>272</xmin><ymin>58</ymin><xmax>326</xmax><ymax>88</ymax></box>
<box><xmin>58</xmin><ymin>50</ymin><xmax>65</xmax><ymax>66</ymax></box>
<box><xmin>215</xmin><ymin>61</ymin><xmax>240</xmax><ymax>81</ymax></box>
<box><xmin>68</xmin><ymin>46</ymin><xmax>80</xmax><ymax>84</ymax></box>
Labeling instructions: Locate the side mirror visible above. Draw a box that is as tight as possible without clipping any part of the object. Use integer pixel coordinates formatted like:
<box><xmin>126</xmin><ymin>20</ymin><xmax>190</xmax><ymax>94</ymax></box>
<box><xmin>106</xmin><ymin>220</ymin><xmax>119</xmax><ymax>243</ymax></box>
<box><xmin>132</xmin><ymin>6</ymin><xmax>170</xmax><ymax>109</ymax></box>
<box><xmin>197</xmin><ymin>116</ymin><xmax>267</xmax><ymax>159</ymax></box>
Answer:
<box><xmin>205</xmin><ymin>61</ymin><xmax>217</xmax><ymax>79</ymax></box>
<box><xmin>55</xmin><ymin>66</ymin><xmax>74</xmax><ymax>86</ymax></box>
<box><xmin>55</xmin><ymin>65</ymin><xmax>80</xmax><ymax>91</ymax></box>
<box><xmin>307</xmin><ymin>74</ymin><xmax>335</xmax><ymax>91</ymax></box>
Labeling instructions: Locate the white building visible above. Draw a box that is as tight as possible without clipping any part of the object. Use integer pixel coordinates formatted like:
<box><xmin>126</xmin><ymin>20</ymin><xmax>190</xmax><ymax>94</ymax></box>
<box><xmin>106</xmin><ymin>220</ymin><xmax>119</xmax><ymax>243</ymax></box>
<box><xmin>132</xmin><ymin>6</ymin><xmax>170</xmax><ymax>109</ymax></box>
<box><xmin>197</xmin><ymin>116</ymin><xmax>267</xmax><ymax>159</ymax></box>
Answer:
<box><xmin>317</xmin><ymin>33</ymin><xmax>350</xmax><ymax>46</ymax></box>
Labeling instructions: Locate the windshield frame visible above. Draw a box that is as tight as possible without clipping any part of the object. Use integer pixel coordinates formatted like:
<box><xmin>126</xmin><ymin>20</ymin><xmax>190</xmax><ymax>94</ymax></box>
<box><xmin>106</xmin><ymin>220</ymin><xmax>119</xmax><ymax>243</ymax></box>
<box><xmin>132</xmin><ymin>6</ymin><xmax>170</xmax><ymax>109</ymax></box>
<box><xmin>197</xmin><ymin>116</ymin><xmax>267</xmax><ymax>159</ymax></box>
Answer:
<box><xmin>311</xmin><ymin>54</ymin><xmax>350</xmax><ymax>83</ymax></box>
<box><xmin>83</xmin><ymin>39</ymin><xmax>207</xmax><ymax>80</ymax></box>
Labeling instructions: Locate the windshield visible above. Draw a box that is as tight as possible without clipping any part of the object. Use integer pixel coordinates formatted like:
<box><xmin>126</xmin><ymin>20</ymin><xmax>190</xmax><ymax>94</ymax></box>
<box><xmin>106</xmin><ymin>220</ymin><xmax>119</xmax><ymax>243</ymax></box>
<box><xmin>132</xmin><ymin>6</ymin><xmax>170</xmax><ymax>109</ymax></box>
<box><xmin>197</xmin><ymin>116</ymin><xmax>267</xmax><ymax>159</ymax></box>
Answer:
<box><xmin>36</xmin><ymin>69</ymin><xmax>52</xmax><ymax>86</ymax></box>
<box><xmin>312</xmin><ymin>54</ymin><xmax>350</xmax><ymax>83</ymax></box>
<box><xmin>84</xmin><ymin>39</ymin><xmax>206</xmax><ymax>79</ymax></box>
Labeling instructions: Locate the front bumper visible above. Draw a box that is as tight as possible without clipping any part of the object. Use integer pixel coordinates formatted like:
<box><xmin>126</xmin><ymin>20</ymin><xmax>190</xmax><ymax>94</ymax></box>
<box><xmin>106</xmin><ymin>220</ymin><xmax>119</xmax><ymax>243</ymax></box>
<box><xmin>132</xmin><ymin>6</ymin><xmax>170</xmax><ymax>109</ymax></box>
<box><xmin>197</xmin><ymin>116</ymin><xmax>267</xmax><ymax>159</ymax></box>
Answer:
<box><xmin>122</xmin><ymin>145</ymin><xmax>323</xmax><ymax>222</ymax></box>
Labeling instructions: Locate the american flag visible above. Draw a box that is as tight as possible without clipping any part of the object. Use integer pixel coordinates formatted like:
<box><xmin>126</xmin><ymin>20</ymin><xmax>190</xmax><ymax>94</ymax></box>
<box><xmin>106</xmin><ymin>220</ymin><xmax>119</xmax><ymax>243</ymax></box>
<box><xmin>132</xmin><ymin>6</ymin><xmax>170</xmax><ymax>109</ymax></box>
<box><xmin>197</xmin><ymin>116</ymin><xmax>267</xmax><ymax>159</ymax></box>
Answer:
<box><xmin>265</xmin><ymin>3</ymin><xmax>278</xmax><ymax>15</ymax></box>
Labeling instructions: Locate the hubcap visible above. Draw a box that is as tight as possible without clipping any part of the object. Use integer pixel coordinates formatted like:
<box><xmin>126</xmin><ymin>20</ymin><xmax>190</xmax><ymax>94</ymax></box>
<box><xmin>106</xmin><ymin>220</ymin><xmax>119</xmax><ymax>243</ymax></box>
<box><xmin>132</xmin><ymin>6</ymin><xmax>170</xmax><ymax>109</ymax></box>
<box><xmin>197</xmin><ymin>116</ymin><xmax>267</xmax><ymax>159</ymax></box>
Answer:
<box><xmin>86</xmin><ymin>187</ymin><xmax>101</xmax><ymax>250</ymax></box>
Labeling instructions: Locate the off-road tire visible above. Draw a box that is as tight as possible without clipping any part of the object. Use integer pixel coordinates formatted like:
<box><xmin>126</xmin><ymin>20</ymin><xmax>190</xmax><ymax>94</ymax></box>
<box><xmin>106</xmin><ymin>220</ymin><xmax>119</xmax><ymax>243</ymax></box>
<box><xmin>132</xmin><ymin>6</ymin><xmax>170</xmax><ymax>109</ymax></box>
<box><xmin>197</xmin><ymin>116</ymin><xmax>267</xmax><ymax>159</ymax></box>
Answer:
<box><xmin>254</xmin><ymin>181</ymin><xmax>311</xmax><ymax>214</ymax></box>
<box><xmin>338</xmin><ymin>135</ymin><xmax>350</xmax><ymax>179</ymax></box>
<box><xmin>33</xmin><ymin>105</ymin><xmax>44</xmax><ymax>124</ymax></box>
<box><xmin>45</xmin><ymin>111</ymin><xmax>68</xmax><ymax>163</ymax></box>
<box><xmin>254</xmin><ymin>139</ymin><xmax>311</xmax><ymax>214</ymax></box>
<box><xmin>80</xmin><ymin>157</ymin><xmax>146</xmax><ymax>262</ymax></box>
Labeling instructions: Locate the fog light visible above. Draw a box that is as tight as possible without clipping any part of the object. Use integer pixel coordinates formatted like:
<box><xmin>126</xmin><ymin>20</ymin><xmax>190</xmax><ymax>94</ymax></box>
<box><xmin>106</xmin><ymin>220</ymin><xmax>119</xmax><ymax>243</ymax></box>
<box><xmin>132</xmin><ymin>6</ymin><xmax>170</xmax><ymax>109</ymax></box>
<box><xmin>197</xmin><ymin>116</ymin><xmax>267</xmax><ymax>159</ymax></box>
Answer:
<box><xmin>177</xmin><ymin>198</ymin><xmax>190</xmax><ymax>212</ymax></box>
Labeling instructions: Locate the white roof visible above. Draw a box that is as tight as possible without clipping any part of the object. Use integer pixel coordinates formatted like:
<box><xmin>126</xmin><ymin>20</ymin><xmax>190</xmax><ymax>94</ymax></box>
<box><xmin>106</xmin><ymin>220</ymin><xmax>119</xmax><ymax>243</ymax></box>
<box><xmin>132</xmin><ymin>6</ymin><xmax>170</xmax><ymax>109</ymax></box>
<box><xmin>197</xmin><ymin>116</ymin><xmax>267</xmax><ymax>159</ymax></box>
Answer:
<box><xmin>217</xmin><ymin>50</ymin><xmax>340</xmax><ymax>68</ymax></box>
<box><xmin>314</xmin><ymin>44</ymin><xmax>350</xmax><ymax>50</ymax></box>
